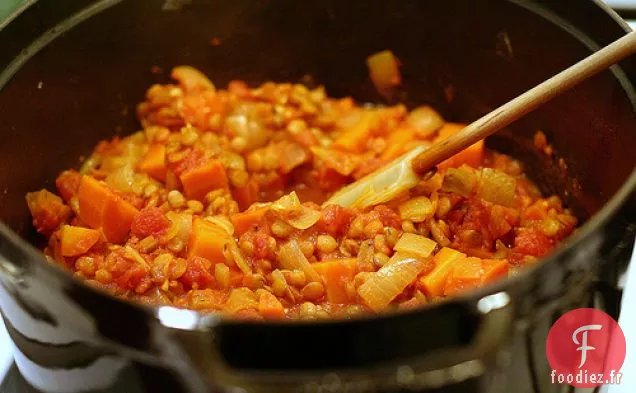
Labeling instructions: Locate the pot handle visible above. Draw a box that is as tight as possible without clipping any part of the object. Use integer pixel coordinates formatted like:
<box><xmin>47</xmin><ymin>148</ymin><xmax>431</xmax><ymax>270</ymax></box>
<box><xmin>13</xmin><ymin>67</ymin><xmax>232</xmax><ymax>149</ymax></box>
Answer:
<box><xmin>173</xmin><ymin>291</ymin><xmax>514</xmax><ymax>393</ymax></box>
<box><xmin>0</xmin><ymin>232</ymin><xmax>28</xmax><ymax>286</ymax></box>
<box><xmin>594</xmin><ymin>190</ymin><xmax>636</xmax><ymax>319</ymax></box>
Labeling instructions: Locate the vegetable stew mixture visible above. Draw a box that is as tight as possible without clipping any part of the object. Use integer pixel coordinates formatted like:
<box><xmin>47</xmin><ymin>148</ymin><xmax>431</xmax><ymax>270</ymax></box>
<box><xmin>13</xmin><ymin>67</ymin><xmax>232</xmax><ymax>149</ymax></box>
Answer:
<box><xmin>26</xmin><ymin>65</ymin><xmax>577</xmax><ymax>320</ymax></box>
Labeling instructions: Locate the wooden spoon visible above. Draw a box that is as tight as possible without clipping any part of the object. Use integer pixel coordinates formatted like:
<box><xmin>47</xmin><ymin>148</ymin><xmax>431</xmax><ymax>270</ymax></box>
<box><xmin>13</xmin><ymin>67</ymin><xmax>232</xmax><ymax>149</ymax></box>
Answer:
<box><xmin>325</xmin><ymin>30</ymin><xmax>636</xmax><ymax>209</ymax></box>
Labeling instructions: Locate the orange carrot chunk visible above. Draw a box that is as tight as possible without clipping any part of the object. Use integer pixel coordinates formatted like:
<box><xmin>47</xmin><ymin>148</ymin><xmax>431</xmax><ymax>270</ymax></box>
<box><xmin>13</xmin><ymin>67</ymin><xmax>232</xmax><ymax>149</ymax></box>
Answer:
<box><xmin>435</xmin><ymin>123</ymin><xmax>485</xmax><ymax>169</ymax></box>
<box><xmin>180</xmin><ymin>159</ymin><xmax>228</xmax><ymax>201</ymax></box>
<box><xmin>103</xmin><ymin>196</ymin><xmax>140</xmax><ymax>244</ymax></box>
<box><xmin>367</xmin><ymin>50</ymin><xmax>402</xmax><ymax>94</ymax></box>
<box><xmin>443</xmin><ymin>257</ymin><xmax>483</xmax><ymax>296</ymax></box>
<box><xmin>60</xmin><ymin>225</ymin><xmax>101</xmax><ymax>257</ymax></box>
<box><xmin>481</xmin><ymin>259</ymin><xmax>509</xmax><ymax>284</ymax></box>
<box><xmin>138</xmin><ymin>144</ymin><xmax>167</xmax><ymax>181</ymax></box>
<box><xmin>419</xmin><ymin>247</ymin><xmax>466</xmax><ymax>297</ymax></box>
<box><xmin>188</xmin><ymin>218</ymin><xmax>230</xmax><ymax>263</ymax></box>
<box><xmin>443</xmin><ymin>258</ymin><xmax>510</xmax><ymax>296</ymax></box>
<box><xmin>232</xmin><ymin>177</ymin><xmax>260</xmax><ymax>211</ymax></box>
<box><xmin>312</xmin><ymin>258</ymin><xmax>357</xmax><ymax>304</ymax></box>
<box><xmin>258</xmin><ymin>291</ymin><xmax>286</xmax><ymax>319</ymax></box>
<box><xmin>77</xmin><ymin>176</ymin><xmax>112</xmax><ymax>230</ymax></box>
<box><xmin>381</xmin><ymin>126</ymin><xmax>416</xmax><ymax>161</ymax></box>
<box><xmin>77</xmin><ymin>176</ymin><xmax>139</xmax><ymax>243</ymax></box>
<box><xmin>333</xmin><ymin>112</ymin><xmax>378</xmax><ymax>152</ymax></box>
<box><xmin>231</xmin><ymin>206</ymin><xmax>269</xmax><ymax>237</ymax></box>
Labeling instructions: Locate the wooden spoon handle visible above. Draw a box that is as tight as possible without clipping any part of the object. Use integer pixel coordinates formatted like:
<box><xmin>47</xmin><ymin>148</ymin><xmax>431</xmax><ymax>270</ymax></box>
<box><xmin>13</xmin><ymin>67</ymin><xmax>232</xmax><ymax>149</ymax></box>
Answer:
<box><xmin>412</xmin><ymin>30</ymin><xmax>636</xmax><ymax>174</ymax></box>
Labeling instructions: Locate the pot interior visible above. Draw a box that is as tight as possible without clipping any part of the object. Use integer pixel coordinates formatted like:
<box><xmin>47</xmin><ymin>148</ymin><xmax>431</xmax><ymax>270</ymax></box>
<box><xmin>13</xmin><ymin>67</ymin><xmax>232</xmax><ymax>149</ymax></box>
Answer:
<box><xmin>0</xmin><ymin>0</ymin><xmax>635</xmax><ymax>244</ymax></box>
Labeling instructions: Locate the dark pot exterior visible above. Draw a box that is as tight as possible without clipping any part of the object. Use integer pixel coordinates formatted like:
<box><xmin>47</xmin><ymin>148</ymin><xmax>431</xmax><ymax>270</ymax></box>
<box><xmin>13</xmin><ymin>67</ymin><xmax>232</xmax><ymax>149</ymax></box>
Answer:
<box><xmin>0</xmin><ymin>1</ymin><xmax>635</xmax><ymax>392</ymax></box>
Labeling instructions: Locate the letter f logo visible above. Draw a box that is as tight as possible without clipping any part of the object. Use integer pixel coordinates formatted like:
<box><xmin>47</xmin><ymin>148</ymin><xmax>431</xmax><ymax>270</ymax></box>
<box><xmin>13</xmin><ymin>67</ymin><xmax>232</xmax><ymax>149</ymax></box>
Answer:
<box><xmin>572</xmin><ymin>325</ymin><xmax>602</xmax><ymax>368</ymax></box>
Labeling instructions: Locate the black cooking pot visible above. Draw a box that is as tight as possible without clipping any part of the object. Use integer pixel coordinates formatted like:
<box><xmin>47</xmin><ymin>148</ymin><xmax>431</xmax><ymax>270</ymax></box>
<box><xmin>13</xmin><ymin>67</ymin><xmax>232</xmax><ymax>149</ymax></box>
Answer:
<box><xmin>0</xmin><ymin>1</ymin><xmax>635</xmax><ymax>392</ymax></box>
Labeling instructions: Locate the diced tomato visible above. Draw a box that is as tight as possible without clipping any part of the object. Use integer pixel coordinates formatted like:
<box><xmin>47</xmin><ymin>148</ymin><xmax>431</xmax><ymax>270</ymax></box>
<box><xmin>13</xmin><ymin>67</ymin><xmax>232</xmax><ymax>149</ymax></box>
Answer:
<box><xmin>445</xmin><ymin>204</ymin><xmax>468</xmax><ymax>231</ymax></box>
<box><xmin>55</xmin><ymin>170</ymin><xmax>82</xmax><ymax>202</ymax></box>
<box><xmin>521</xmin><ymin>201</ymin><xmax>549</xmax><ymax>223</ymax></box>
<box><xmin>230</xmin><ymin>269</ymin><xmax>244</xmax><ymax>287</ymax></box>
<box><xmin>103</xmin><ymin>250</ymin><xmax>149</xmax><ymax>291</ymax></box>
<box><xmin>488</xmin><ymin>205</ymin><xmax>519</xmax><ymax>239</ymax></box>
<box><xmin>180</xmin><ymin>257</ymin><xmax>215</xmax><ymax>290</ymax></box>
<box><xmin>462</xmin><ymin>201</ymin><xmax>491</xmax><ymax>231</ymax></box>
<box><xmin>169</xmin><ymin>149</ymin><xmax>207</xmax><ymax>176</ymax></box>
<box><xmin>115</xmin><ymin>266</ymin><xmax>148</xmax><ymax>290</ymax></box>
<box><xmin>317</xmin><ymin>204</ymin><xmax>355</xmax><ymax>236</ymax></box>
<box><xmin>373</xmin><ymin>205</ymin><xmax>402</xmax><ymax>229</ymax></box>
<box><xmin>514</xmin><ymin>228</ymin><xmax>553</xmax><ymax>257</ymax></box>
<box><xmin>251</xmin><ymin>231</ymin><xmax>273</xmax><ymax>259</ymax></box>
<box><xmin>26</xmin><ymin>190</ymin><xmax>71</xmax><ymax>234</ymax></box>
<box><xmin>131</xmin><ymin>208</ymin><xmax>170</xmax><ymax>238</ymax></box>
<box><xmin>104</xmin><ymin>250</ymin><xmax>134</xmax><ymax>276</ymax></box>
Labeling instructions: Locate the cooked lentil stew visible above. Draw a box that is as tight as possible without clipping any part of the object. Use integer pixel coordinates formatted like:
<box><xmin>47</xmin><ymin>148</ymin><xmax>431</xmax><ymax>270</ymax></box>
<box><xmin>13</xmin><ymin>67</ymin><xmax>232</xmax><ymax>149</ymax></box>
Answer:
<box><xmin>26</xmin><ymin>66</ymin><xmax>577</xmax><ymax>320</ymax></box>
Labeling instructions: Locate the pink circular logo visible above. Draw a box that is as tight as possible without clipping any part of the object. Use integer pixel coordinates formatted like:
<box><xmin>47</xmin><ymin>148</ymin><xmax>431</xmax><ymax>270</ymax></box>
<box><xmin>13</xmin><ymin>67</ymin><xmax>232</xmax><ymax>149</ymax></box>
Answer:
<box><xmin>546</xmin><ymin>308</ymin><xmax>626</xmax><ymax>388</ymax></box>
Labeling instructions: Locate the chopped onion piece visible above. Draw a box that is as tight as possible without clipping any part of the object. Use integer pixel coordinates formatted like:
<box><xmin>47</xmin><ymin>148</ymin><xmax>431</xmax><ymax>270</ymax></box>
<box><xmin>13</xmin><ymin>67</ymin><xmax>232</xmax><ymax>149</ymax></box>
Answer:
<box><xmin>271</xmin><ymin>191</ymin><xmax>302</xmax><ymax>214</ymax></box>
<box><xmin>204</xmin><ymin>216</ymin><xmax>235</xmax><ymax>236</ymax></box>
<box><xmin>394</xmin><ymin>233</ymin><xmax>437</xmax><ymax>258</ymax></box>
<box><xmin>280</xmin><ymin>142</ymin><xmax>309</xmax><ymax>174</ymax></box>
<box><xmin>105</xmin><ymin>165</ymin><xmax>136</xmax><ymax>193</ymax></box>
<box><xmin>324</xmin><ymin>144</ymin><xmax>427</xmax><ymax>209</ymax></box>
<box><xmin>441</xmin><ymin>166</ymin><xmax>477</xmax><ymax>197</ymax></box>
<box><xmin>224</xmin><ymin>288</ymin><xmax>257</xmax><ymax>313</ymax></box>
<box><xmin>271</xmin><ymin>191</ymin><xmax>320</xmax><ymax>230</ymax></box>
<box><xmin>165</xmin><ymin>212</ymin><xmax>193</xmax><ymax>245</ymax></box>
<box><xmin>357</xmin><ymin>253</ymin><xmax>427</xmax><ymax>312</ymax></box>
<box><xmin>124</xmin><ymin>246</ymin><xmax>150</xmax><ymax>270</ymax></box>
<box><xmin>367</xmin><ymin>50</ymin><xmax>401</xmax><ymax>96</ymax></box>
<box><xmin>407</xmin><ymin>106</ymin><xmax>444</xmax><ymax>138</ymax></box>
<box><xmin>278</xmin><ymin>240</ymin><xmax>321</xmax><ymax>282</ymax></box>
<box><xmin>398</xmin><ymin>196</ymin><xmax>434</xmax><ymax>223</ymax></box>
<box><xmin>228</xmin><ymin>238</ymin><xmax>252</xmax><ymax>275</ymax></box>
<box><xmin>171</xmin><ymin>65</ymin><xmax>215</xmax><ymax>92</ymax></box>
<box><xmin>477</xmin><ymin>168</ymin><xmax>517</xmax><ymax>207</ymax></box>
<box><xmin>337</xmin><ymin>110</ymin><xmax>364</xmax><ymax>129</ymax></box>
<box><xmin>287</xmin><ymin>207</ymin><xmax>321</xmax><ymax>230</ymax></box>
<box><xmin>356</xmin><ymin>240</ymin><xmax>375</xmax><ymax>272</ymax></box>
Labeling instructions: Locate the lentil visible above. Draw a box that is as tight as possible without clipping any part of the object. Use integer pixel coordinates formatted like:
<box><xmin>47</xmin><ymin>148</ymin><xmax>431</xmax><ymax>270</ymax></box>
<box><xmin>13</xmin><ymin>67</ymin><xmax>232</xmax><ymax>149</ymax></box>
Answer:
<box><xmin>167</xmin><ymin>190</ymin><xmax>186</xmax><ymax>208</ymax></box>
<box><xmin>271</xmin><ymin>219</ymin><xmax>293</xmax><ymax>238</ymax></box>
<box><xmin>316</xmin><ymin>234</ymin><xmax>337</xmax><ymax>253</ymax></box>
<box><xmin>301</xmin><ymin>281</ymin><xmax>325</xmax><ymax>301</ymax></box>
